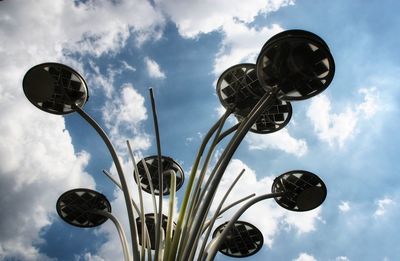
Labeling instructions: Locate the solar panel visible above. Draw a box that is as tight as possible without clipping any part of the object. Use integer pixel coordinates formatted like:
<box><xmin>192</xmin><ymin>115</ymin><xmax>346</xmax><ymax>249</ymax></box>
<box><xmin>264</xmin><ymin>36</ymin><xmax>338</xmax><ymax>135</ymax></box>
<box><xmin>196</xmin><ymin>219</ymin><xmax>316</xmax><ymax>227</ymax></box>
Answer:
<box><xmin>216</xmin><ymin>63</ymin><xmax>265</xmax><ymax>114</ymax></box>
<box><xmin>136</xmin><ymin>213</ymin><xmax>174</xmax><ymax>250</ymax></box>
<box><xmin>271</xmin><ymin>170</ymin><xmax>327</xmax><ymax>211</ymax></box>
<box><xmin>134</xmin><ymin>156</ymin><xmax>185</xmax><ymax>195</ymax></box>
<box><xmin>212</xmin><ymin>221</ymin><xmax>264</xmax><ymax>258</ymax></box>
<box><xmin>23</xmin><ymin>63</ymin><xmax>89</xmax><ymax>115</ymax></box>
<box><xmin>235</xmin><ymin>98</ymin><xmax>292</xmax><ymax>134</ymax></box>
<box><xmin>56</xmin><ymin>188</ymin><xmax>111</xmax><ymax>228</ymax></box>
<box><xmin>256</xmin><ymin>30</ymin><xmax>335</xmax><ymax>101</ymax></box>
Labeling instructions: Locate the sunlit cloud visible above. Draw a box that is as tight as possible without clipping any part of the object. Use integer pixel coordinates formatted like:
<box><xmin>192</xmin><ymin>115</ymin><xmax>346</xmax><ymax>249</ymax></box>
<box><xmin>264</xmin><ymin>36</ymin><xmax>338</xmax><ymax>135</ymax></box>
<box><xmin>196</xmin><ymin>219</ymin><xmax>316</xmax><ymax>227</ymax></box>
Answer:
<box><xmin>293</xmin><ymin>252</ymin><xmax>317</xmax><ymax>261</ymax></box>
<box><xmin>246</xmin><ymin>129</ymin><xmax>308</xmax><ymax>157</ymax></box>
<box><xmin>374</xmin><ymin>197</ymin><xmax>395</xmax><ymax>218</ymax></box>
<box><xmin>307</xmin><ymin>87</ymin><xmax>380</xmax><ymax>147</ymax></box>
<box><xmin>144</xmin><ymin>57</ymin><xmax>166</xmax><ymax>79</ymax></box>
<box><xmin>338</xmin><ymin>201</ymin><xmax>351</xmax><ymax>213</ymax></box>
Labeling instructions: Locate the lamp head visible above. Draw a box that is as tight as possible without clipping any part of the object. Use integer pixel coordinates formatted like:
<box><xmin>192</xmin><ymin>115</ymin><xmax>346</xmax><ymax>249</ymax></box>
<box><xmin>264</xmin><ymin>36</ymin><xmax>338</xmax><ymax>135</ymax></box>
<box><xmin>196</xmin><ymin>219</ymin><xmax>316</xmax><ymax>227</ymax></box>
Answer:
<box><xmin>23</xmin><ymin>62</ymin><xmax>89</xmax><ymax>115</ymax></box>
<box><xmin>271</xmin><ymin>170</ymin><xmax>327</xmax><ymax>211</ymax></box>
<box><xmin>257</xmin><ymin>30</ymin><xmax>335</xmax><ymax>101</ymax></box>
<box><xmin>56</xmin><ymin>188</ymin><xmax>111</xmax><ymax>228</ymax></box>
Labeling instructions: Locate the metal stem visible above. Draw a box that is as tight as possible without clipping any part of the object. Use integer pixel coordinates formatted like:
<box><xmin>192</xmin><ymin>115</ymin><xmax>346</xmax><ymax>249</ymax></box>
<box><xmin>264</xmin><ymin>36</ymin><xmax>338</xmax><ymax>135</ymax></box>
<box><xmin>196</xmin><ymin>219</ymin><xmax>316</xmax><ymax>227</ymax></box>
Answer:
<box><xmin>168</xmin><ymin>115</ymin><xmax>225</xmax><ymax>261</ymax></box>
<box><xmin>181</xmin><ymin>90</ymin><xmax>278</xmax><ymax>261</ymax></box>
<box><xmin>203</xmin><ymin>192</ymin><xmax>286</xmax><ymax>261</ymax></box>
<box><xmin>197</xmin><ymin>169</ymin><xmax>246</xmax><ymax>259</ymax></box>
<box><xmin>149</xmin><ymin>88</ymin><xmax>164</xmax><ymax>261</ymax></box>
<box><xmin>127</xmin><ymin>141</ymin><xmax>147</xmax><ymax>261</ymax></box>
<box><xmin>92</xmin><ymin>210</ymin><xmax>131</xmax><ymax>261</ymax></box>
<box><xmin>74</xmin><ymin>106</ymin><xmax>139</xmax><ymax>261</ymax></box>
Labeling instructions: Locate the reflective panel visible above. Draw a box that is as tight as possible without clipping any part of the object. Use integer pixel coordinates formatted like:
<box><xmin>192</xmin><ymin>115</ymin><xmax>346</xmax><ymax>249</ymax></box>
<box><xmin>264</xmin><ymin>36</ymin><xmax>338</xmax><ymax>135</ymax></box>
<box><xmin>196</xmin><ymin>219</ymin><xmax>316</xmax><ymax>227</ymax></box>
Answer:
<box><xmin>136</xmin><ymin>213</ymin><xmax>174</xmax><ymax>250</ymax></box>
<box><xmin>56</xmin><ymin>188</ymin><xmax>111</xmax><ymax>228</ymax></box>
<box><xmin>135</xmin><ymin>155</ymin><xmax>184</xmax><ymax>196</ymax></box>
<box><xmin>256</xmin><ymin>30</ymin><xmax>335</xmax><ymax>101</ymax></box>
<box><xmin>216</xmin><ymin>63</ymin><xmax>265</xmax><ymax>114</ymax></box>
<box><xmin>23</xmin><ymin>62</ymin><xmax>89</xmax><ymax>114</ymax></box>
<box><xmin>235</xmin><ymin>99</ymin><xmax>292</xmax><ymax>134</ymax></box>
<box><xmin>271</xmin><ymin>170</ymin><xmax>327</xmax><ymax>211</ymax></box>
<box><xmin>212</xmin><ymin>221</ymin><xmax>264</xmax><ymax>258</ymax></box>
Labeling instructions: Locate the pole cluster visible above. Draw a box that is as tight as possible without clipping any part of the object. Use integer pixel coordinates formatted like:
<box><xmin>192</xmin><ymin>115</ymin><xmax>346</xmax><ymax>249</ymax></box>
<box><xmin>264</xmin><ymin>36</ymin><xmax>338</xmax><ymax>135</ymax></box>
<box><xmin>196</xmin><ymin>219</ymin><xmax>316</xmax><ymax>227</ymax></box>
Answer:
<box><xmin>22</xmin><ymin>29</ymin><xmax>335</xmax><ymax>260</ymax></box>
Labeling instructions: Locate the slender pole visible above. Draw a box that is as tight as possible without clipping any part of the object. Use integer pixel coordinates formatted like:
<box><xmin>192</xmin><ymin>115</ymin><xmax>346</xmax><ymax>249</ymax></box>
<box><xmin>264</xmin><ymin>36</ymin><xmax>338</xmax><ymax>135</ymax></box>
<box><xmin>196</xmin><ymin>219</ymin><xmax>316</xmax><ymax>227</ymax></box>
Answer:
<box><xmin>127</xmin><ymin>141</ymin><xmax>147</xmax><ymax>261</ymax></box>
<box><xmin>74</xmin><ymin>106</ymin><xmax>139</xmax><ymax>261</ymax></box>
<box><xmin>177</xmin><ymin>109</ymin><xmax>231</xmax><ymax>259</ymax></box>
<box><xmin>181</xmin><ymin>89</ymin><xmax>278</xmax><ymax>260</ymax></box>
<box><xmin>203</xmin><ymin>192</ymin><xmax>286</xmax><ymax>261</ymax></box>
<box><xmin>92</xmin><ymin>210</ymin><xmax>131</xmax><ymax>261</ymax></box>
<box><xmin>196</xmin><ymin>169</ymin><xmax>246</xmax><ymax>259</ymax></box>
<box><xmin>149</xmin><ymin>88</ymin><xmax>164</xmax><ymax>261</ymax></box>
<box><xmin>201</xmin><ymin>193</ymin><xmax>256</xmax><ymax>234</ymax></box>
<box><xmin>168</xmin><ymin>115</ymin><xmax>225</xmax><ymax>261</ymax></box>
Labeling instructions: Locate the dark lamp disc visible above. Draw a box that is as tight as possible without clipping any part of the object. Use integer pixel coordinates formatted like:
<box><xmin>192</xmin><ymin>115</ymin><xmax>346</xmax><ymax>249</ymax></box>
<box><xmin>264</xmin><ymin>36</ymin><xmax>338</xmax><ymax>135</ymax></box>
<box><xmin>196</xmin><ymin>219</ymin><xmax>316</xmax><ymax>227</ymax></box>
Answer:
<box><xmin>216</xmin><ymin>63</ymin><xmax>266</xmax><ymax>115</ymax></box>
<box><xmin>23</xmin><ymin>62</ymin><xmax>89</xmax><ymax>115</ymax></box>
<box><xmin>297</xmin><ymin>186</ymin><xmax>326</xmax><ymax>210</ymax></box>
<box><xmin>271</xmin><ymin>170</ymin><xmax>327</xmax><ymax>212</ymax></box>
<box><xmin>256</xmin><ymin>30</ymin><xmax>335</xmax><ymax>101</ymax></box>
<box><xmin>212</xmin><ymin>221</ymin><xmax>264</xmax><ymax>258</ymax></box>
<box><xmin>135</xmin><ymin>155</ymin><xmax>184</xmax><ymax>196</ymax></box>
<box><xmin>136</xmin><ymin>213</ymin><xmax>173</xmax><ymax>250</ymax></box>
<box><xmin>235</xmin><ymin>98</ymin><xmax>292</xmax><ymax>134</ymax></box>
<box><xmin>56</xmin><ymin>188</ymin><xmax>111</xmax><ymax>228</ymax></box>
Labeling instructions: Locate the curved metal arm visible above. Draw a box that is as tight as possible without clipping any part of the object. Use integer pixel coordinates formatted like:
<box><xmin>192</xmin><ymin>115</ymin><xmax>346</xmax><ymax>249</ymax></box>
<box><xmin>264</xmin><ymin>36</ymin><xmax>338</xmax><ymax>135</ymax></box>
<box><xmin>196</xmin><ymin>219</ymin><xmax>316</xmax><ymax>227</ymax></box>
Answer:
<box><xmin>203</xmin><ymin>192</ymin><xmax>286</xmax><ymax>261</ymax></box>
<box><xmin>149</xmin><ymin>88</ymin><xmax>164</xmax><ymax>261</ymax></box>
<box><xmin>102</xmin><ymin>169</ymin><xmax>141</xmax><ymax>215</ymax></box>
<box><xmin>195</xmin><ymin>169</ymin><xmax>246</xmax><ymax>259</ymax></box>
<box><xmin>74</xmin><ymin>105</ymin><xmax>139</xmax><ymax>261</ymax></box>
<box><xmin>92</xmin><ymin>210</ymin><xmax>131</xmax><ymax>261</ymax></box>
<box><xmin>201</xmin><ymin>193</ymin><xmax>255</xmax><ymax>233</ymax></box>
<box><xmin>168</xmin><ymin>113</ymin><xmax>229</xmax><ymax>261</ymax></box>
<box><xmin>181</xmin><ymin>90</ymin><xmax>278</xmax><ymax>261</ymax></box>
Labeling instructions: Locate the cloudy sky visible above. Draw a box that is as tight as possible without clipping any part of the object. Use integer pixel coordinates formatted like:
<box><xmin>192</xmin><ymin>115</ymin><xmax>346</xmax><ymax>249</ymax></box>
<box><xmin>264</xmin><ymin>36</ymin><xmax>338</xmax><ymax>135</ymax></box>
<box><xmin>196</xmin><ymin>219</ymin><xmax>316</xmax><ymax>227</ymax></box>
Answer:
<box><xmin>1</xmin><ymin>0</ymin><xmax>400</xmax><ymax>260</ymax></box>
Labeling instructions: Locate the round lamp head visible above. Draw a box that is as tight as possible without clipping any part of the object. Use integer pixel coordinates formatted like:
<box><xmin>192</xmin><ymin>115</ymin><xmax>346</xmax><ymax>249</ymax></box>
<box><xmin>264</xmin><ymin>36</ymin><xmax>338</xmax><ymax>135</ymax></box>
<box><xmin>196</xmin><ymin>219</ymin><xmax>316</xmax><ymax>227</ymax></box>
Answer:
<box><xmin>56</xmin><ymin>188</ymin><xmax>111</xmax><ymax>228</ymax></box>
<box><xmin>216</xmin><ymin>63</ymin><xmax>266</xmax><ymax>114</ymax></box>
<box><xmin>212</xmin><ymin>221</ymin><xmax>264</xmax><ymax>258</ymax></box>
<box><xmin>256</xmin><ymin>30</ymin><xmax>335</xmax><ymax>101</ymax></box>
<box><xmin>136</xmin><ymin>213</ymin><xmax>173</xmax><ymax>249</ymax></box>
<box><xmin>235</xmin><ymin>98</ymin><xmax>292</xmax><ymax>134</ymax></box>
<box><xmin>23</xmin><ymin>62</ymin><xmax>89</xmax><ymax>114</ymax></box>
<box><xmin>135</xmin><ymin>155</ymin><xmax>184</xmax><ymax>196</ymax></box>
<box><xmin>271</xmin><ymin>170</ymin><xmax>327</xmax><ymax>212</ymax></box>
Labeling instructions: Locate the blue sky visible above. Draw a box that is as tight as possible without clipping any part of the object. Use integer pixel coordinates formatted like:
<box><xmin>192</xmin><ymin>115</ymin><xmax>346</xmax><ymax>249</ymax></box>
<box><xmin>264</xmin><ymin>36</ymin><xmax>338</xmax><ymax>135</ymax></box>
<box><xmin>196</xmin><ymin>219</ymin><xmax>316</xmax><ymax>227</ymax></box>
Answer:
<box><xmin>1</xmin><ymin>0</ymin><xmax>400</xmax><ymax>260</ymax></box>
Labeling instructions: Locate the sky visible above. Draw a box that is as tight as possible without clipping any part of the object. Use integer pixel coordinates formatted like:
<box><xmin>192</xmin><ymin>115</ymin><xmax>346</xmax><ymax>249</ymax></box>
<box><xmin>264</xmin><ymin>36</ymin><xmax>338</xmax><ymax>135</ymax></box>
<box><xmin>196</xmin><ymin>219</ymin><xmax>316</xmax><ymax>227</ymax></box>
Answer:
<box><xmin>1</xmin><ymin>0</ymin><xmax>400</xmax><ymax>260</ymax></box>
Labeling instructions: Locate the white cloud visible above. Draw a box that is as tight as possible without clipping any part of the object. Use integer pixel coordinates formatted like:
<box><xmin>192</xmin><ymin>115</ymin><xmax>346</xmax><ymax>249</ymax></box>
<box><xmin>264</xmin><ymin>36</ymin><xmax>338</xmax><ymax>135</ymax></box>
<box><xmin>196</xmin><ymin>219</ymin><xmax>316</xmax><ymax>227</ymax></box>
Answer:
<box><xmin>293</xmin><ymin>252</ymin><xmax>317</xmax><ymax>261</ymax></box>
<box><xmin>0</xmin><ymin>1</ymin><xmax>164</xmax><ymax>259</ymax></box>
<box><xmin>0</xmin><ymin>0</ymin><xmax>164</xmax><ymax>58</ymax></box>
<box><xmin>374</xmin><ymin>197</ymin><xmax>395</xmax><ymax>218</ymax></box>
<box><xmin>154</xmin><ymin>0</ymin><xmax>290</xmax><ymax>76</ymax></box>
<box><xmin>209</xmin><ymin>159</ymin><xmax>322</xmax><ymax>248</ymax></box>
<box><xmin>246</xmin><ymin>129</ymin><xmax>308</xmax><ymax>156</ymax></box>
<box><xmin>144</xmin><ymin>57</ymin><xmax>166</xmax><ymax>79</ymax></box>
<box><xmin>336</xmin><ymin>256</ymin><xmax>350</xmax><ymax>261</ymax></box>
<box><xmin>0</xmin><ymin>95</ymin><xmax>95</xmax><ymax>260</ymax></box>
<box><xmin>338</xmin><ymin>201</ymin><xmax>351</xmax><ymax>213</ymax></box>
<box><xmin>102</xmin><ymin>84</ymin><xmax>150</xmax><ymax>153</ymax></box>
<box><xmin>307</xmin><ymin>88</ymin><xmax>380</xmax><ymax>147</ymax></box>
<box><xmin>213</xmin><ymin>21</ymin><xmax>283</xmax><ymax>75</ymax></box>
<box><xmin>156</xmin><ymin>0</ymin><xmax>293</xmax><ymax>38</ymax></box>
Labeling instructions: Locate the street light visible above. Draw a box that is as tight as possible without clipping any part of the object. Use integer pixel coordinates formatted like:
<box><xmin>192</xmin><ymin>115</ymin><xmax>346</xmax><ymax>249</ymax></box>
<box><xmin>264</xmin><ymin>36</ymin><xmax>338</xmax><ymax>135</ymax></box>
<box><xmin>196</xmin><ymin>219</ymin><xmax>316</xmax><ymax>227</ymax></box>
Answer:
<box><xmin>22</xmin><ymin>29</ymin><xmax>335</xmax><ymax>261</ymax></box>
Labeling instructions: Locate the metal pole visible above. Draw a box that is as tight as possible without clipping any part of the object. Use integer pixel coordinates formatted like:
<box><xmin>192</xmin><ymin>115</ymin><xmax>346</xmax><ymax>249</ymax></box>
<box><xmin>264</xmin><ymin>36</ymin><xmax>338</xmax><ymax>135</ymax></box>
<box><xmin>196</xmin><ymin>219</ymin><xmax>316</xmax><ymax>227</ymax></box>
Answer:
<box><xmin>74</xmin><ymin>106</ymin><xmax>140</xmax><ymax>261</ymax></box>
<box><xmin>203</xmin><ymin>192</ymin><xmax>286</xmax><ymax>261</ymax></box>
<box><xmin>149</xmin><ymin>88</ymin><xmax>164</xmax><ymax>261</ymax></box>
<box><xmin>93</xmin><ymin>210</ymin><xmax>131</xmax><ymax>261</ymax></box>
<box><xmin>181</xmin><ymin>89</ymin><xmax>278</xmax><ymax>261</ymax></box>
